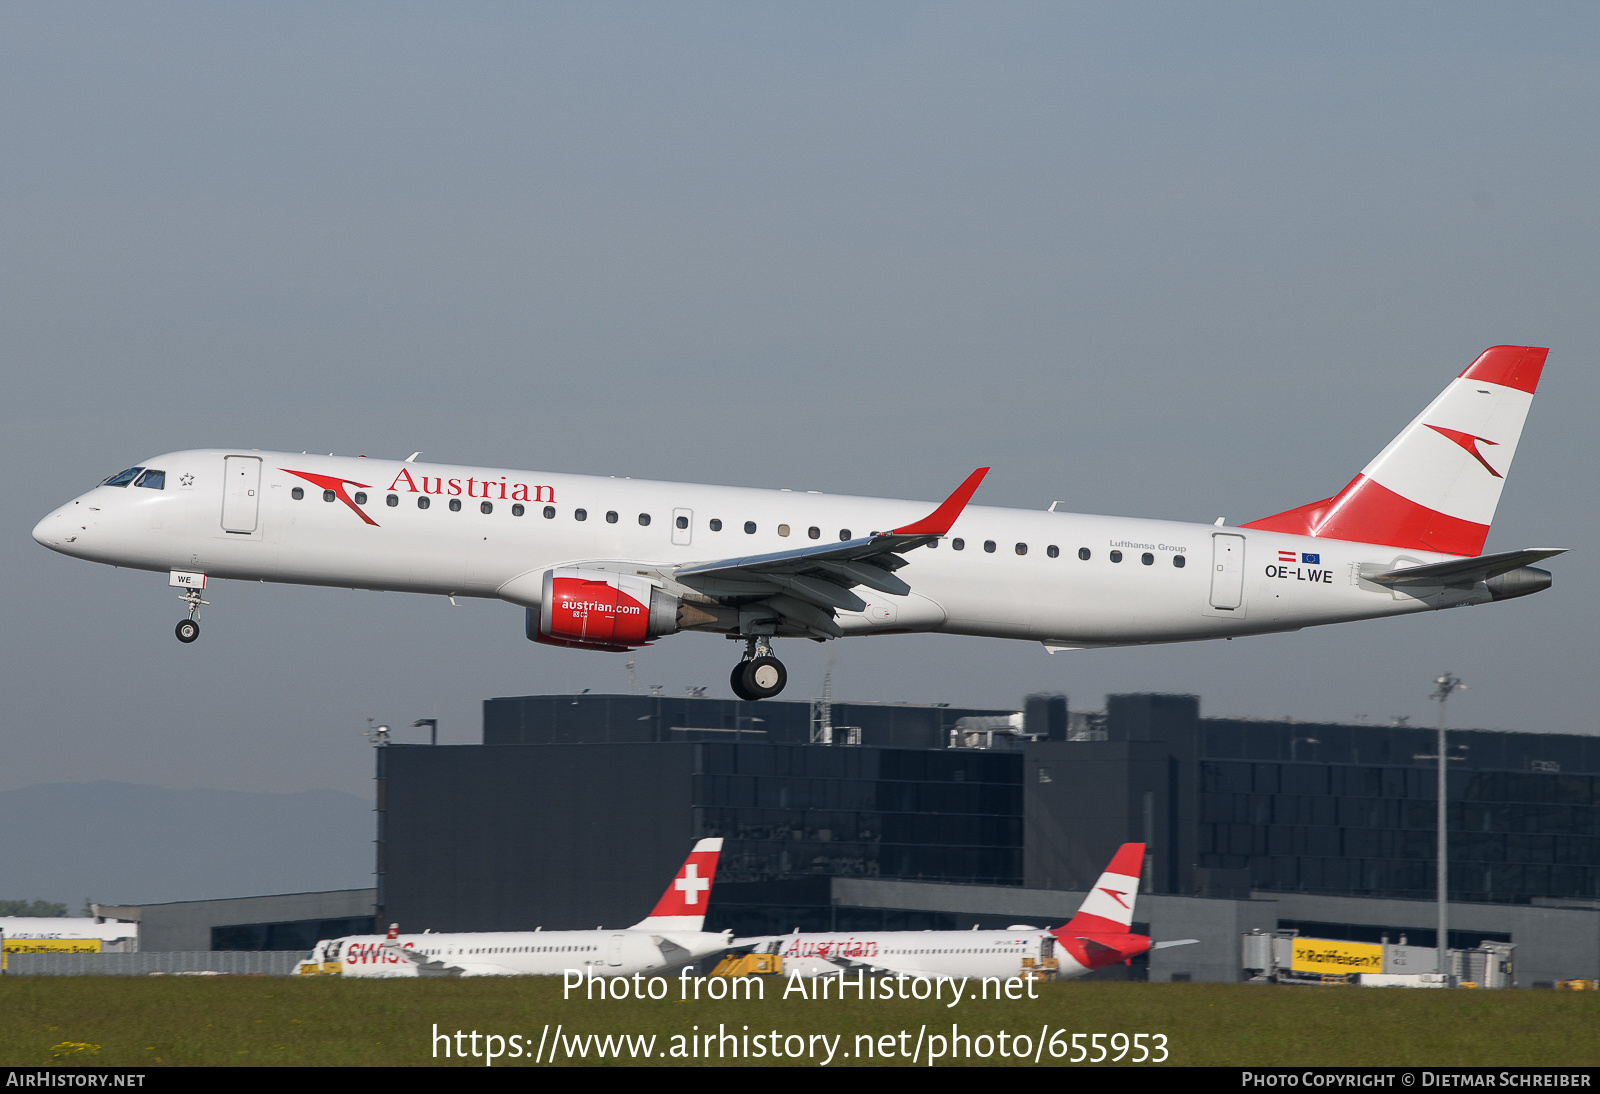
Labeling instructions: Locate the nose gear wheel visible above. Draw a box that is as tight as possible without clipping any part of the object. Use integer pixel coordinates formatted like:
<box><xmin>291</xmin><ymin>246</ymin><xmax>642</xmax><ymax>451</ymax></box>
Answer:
<box><xmin>175</xmin><ymin>587</ymin><xmax>208</xmax><ymax>644</ymax></box>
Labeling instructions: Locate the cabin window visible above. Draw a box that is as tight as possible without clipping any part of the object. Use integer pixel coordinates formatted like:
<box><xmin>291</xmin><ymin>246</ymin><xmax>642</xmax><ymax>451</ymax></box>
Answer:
<box><xmin>102</xmin><ymin>467</ymin><xmax>144</xmax><ymax>487</ymax></box>
<box><xmin>808</xmin><ymin>526</ymin><xmax>820</xmax><ymax>539</ymax></box>
<box><xmin>323</xmin><ymin>490</ymin><xmax>336</xmax><ymax>502</ymax></box>
<box><xmin>135</xmin><ymin>470</ymin><xmax>165</xmax><ymax>490</ymax></box>
<box><xmin>386</xmin><ymin>494</ymin><xmax>398</xmax><ymax>507</ymax></box>
<box><xmin>710</xmin><ymin>519</ymin><xmax>723</xmax><ymax>531</ymax></box>
<box><xmin>544</xmin><ymin>506</ymin><xmax>556</xmax><ymax>518</ymax></box>
<box><xmin>839</xmin><ymin>529</ymin><xmax>851</xmax><ymax>541</ymax></box>
<box><xmin>952</xmin><ymin>538</ymin><xmax>965</xmax><ymax>550</ymax></box>
<box><xmin>1110</xmin><ymin>550</ymin><xmax>1122</xmax><ymax>563</ymax></box>
<box><xmin>1047</xmin><ymin>545</ymin><xmax>1060</xmax><ymax>558</ymax></box>
<box><xmin>1078</xmin><ymin>548</ymin><xmax>1091</xmax><ymax>560</ymax></box>
<box><xmin>1015</xmin><ymin>543</ymin><xmax>1027</xmax><ymax>556</ymax></box>
<box><xmin>1173</xmin><ymin>554</ymin><xmax>1186</xmax><ymax>568</ymax></box>
<box><xmin>984</xmin><ymin>540</ymin><xmax>996</xmax><ymax>553</ymax></box>
<box><xmin>744</xmin><ymin>521</ymin><xmax>757</xmax><ymax>534</ymax></box>
<box><xmin>676</xmin><ymin>515</ymin><xmax>689</xmax><ymax>529</ymax></box>
<box><xmin>292</xmin><ymin>487</ymin><xmax>304</xmax><ymax>501</ymax></box>
<box><xmin>606</xmin><ymin>511</ymin><xmax>618</xmax><ymax>523</ymax></box>
<box><xmin>512</xmin><ymin>504</ymin><xmax>525</xmax><ymax>516</ymax></box>
<box><xmin>481</xmin><ymin>501</ymin><xmax>493</xmax><ymax>514</ymax></box>
<box><xmin>777</xmin><ymin>524</ymin><xmax>790</xmax><ymax>537</ymax></box>
<box><xmin>574</xmin><ymin>509</ymin><xmax>587</xmax><ymax>521</ymax></box>
<box><xmin>1142</xmin><ymin>552</ymin><xmax>1154</xmax><ymax>565</ymax></box>
<box><xmin>638</xmin><ymin>513</ymin><xmax>651</xmax><ymax>526</ymax></box>
<box><xmin>449</xmin><ymin>498</ymin><xmax>462</xmax><ymax>512</ymax></box>
<box><xmin>417</xmin><ymin>497</ymin><xmax>430</xmax><ymax>509</ymax></box>
<box><xmin>353</xmin><ymin>491</ymin><xmax>366</xmax><ymax>505</ymax></box>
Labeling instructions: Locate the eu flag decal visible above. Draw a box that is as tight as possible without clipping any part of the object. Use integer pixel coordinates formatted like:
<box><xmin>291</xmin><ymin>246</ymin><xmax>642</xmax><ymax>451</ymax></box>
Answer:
<box><xmin>1301</xmin><ymin>553</ymin><xmax>1321</xmax><ymax>564</ymax></box>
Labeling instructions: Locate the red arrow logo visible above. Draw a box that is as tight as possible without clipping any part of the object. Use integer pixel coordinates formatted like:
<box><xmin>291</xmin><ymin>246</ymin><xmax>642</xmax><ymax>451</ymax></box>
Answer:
<box><xmin>1426</xmin><ymin>425</ymin><xmax>1503</xmax><ymax>479</ymax></box>
<box><xmin>282</xmin><ymin>469</ymin><xmax>380</xmax><ymax>525</ymax></box>
<box><xmin>1099</xmin><ymin>887</ymin><xmax>1130</xmax><ymax>909</ymax></box>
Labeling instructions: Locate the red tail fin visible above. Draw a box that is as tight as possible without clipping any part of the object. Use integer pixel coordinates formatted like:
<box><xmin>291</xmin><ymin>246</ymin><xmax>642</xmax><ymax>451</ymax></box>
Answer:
<box><xmin>1061</xmin><ymin>843</ymin><xmax>1145</xmax><ymax>935</ymax></box>
<box><xmin>1241</xmin><ymin>346</ymin><xmax>1547</xmax><ymax>556</ymax></box>
<box><xmin>631</xmin><ymin>838</ymin><xmax>723</xmax><ymax>932</ymax></box>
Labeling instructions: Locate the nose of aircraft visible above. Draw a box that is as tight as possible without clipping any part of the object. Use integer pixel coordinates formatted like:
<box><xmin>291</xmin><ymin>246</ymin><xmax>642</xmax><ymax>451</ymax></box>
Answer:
<box><xmin>32</xmin><ymin>503</ymin><xmax>79</xmax><ymax>551</ymax></box>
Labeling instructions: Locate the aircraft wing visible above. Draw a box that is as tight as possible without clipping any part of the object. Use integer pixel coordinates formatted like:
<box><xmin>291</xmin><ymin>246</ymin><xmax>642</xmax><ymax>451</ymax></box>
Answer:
<box><xmin>383</xmin><ymin>941</ymin><xmax>517</xmax><ymax>978</ymax></box>
<box><xmin>823</xmin><ymin>953</ymin><xmax>917</xmax><ymax>976</ymax></box>
<box><xmin>672</xmin><ymin>468</ymin><xmax>988</xmax><ymax>638</ymax></box>
<box><xmin>1366</xmin><ymin>548</ymin><xmax>1566</xmax><ymax>587</ymax></box>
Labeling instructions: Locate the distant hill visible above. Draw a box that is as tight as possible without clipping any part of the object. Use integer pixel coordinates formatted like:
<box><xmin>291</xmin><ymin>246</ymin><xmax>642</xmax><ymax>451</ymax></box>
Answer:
<box><xmin>0</xmin><ymin>782</ymin><xmax>373</xmax><ymax>905</ymax></box>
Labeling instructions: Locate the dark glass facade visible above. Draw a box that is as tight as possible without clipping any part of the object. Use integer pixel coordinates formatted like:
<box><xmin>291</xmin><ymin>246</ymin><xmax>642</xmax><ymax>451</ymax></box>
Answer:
<box><xmin>380</xmin><ymin>724</ymin><xmax>1023</xmax><ymax>933</ymax></box>
<box><xmin>695</xmin><ymin>742</ymin><xmax>1023</xmax><ymax>886</ymax></box>
<box><xmin>1195</xmin><ymin>720</ymin><xmax>1600</xmax><ymax>904</ymax></box>
<box><xmin>378</xmin><ymin>692</ymin><xmax>1600</xmax><ymax>935</ymax></box>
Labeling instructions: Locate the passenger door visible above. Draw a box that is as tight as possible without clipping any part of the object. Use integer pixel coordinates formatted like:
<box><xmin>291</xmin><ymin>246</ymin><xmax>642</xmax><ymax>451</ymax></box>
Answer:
<box><xmin>221</xmin><ymin>455</ymin><xmax>262</xmax><ymax>534</ymax></box>
<box><xmin>1209</xmin><ymin>534</ymin><xmax>1245</xmax><ymax>610</ymax></box>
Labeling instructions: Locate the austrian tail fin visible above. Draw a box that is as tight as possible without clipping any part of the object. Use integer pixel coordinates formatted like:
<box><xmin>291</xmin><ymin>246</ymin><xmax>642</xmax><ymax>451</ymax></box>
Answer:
<box><xmin>1061</xmin><ymin>843</ymin><xmax>1145</xmax><ymax>935</ymax></box>
<box><xmin>1240</xmin><ymin>346</ymin><xmax>1548</xmax><ymax>557</ymax></box>
<box><xmin>630</xmin><ymin>838</ymin><xmax>723</xmax><ymax>932</ymax></box>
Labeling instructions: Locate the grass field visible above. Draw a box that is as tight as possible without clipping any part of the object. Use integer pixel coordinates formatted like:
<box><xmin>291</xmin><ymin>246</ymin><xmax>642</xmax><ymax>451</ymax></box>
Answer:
<box><xmin>2</xmin><ymin>975</ymin><xmax>1596</xmax><ymax>1067</ymax></box>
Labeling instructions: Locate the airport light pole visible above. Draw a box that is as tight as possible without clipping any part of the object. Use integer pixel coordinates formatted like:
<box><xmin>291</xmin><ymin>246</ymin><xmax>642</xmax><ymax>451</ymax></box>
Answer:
<box><xmin>1430</xmin><ymin>673</ymin><xmax>1467</xmax><ymax>976</ymax></box>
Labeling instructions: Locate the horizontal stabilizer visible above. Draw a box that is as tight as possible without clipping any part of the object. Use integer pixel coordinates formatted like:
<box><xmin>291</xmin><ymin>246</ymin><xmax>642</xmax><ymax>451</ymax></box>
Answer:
<box><xmin>1152</xmin><ymin>939</ymin><xmax>1201</xmax><ymax>951</ymax></box>
<box><xmin>1367</xmin><ymin>548</ymin><xmax>1566</xmax><ymax>587</ymax></box>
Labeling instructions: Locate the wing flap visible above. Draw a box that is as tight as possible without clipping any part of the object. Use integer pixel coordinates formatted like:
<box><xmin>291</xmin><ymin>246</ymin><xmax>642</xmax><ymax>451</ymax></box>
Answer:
<box><xmin>670</xmin><ymin>469</ymin><xmax>987</xmax><ymax>636</ymax></box>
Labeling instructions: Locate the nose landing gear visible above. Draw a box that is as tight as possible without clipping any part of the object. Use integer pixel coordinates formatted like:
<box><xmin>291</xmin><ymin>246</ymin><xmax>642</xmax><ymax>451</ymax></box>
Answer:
<box><xmin>730</xmin><ymin>637</ymin><xmax>787</xmax><ymax>700</ymax></box>
<box><xmin>175</xmin><ymin>587</ymin><xmax>207</xmax><ymax>644</ymax></box>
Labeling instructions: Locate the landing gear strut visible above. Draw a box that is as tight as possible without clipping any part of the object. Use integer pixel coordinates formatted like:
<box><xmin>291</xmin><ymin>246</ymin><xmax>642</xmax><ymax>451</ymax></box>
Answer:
<box><xmin>175</xmin><ymin>587</ymin><xmax>207</xmax><ymax>644</ymax></box>
<box><xmin>730</xmin><ymin>636</ymin><xmax>787</xmax><ymax>700</ymax></box>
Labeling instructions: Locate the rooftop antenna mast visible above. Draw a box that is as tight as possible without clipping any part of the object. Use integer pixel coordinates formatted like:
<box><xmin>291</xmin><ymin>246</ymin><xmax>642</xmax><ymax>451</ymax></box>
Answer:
<box><xmin>811</xmin><ymin>652</ymin><xmax>837</xmax><ymax>744</ymax></box>
<box><xmin>1430</xmin><ymin>672</ymin><xmax>1467</xmax><ymax>977</ymax></box>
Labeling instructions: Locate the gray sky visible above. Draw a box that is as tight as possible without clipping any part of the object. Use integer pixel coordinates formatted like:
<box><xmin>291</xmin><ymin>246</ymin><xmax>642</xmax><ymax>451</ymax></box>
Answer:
<box><xmin>6</xmin><ymin>1</ymin><xmax>1598</xmax><ymax>800</ymax></box>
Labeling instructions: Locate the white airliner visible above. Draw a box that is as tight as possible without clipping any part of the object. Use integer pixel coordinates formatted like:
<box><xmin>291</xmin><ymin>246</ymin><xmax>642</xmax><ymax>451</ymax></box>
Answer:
<box><xmin>297</xmin><ymin>838</ymin><xmax>728</xmax><ymax>978</ymax></box>
<box><xmin>740</xmin><ymin>843</ymin><xmax>1196</xmax><ymax>981</ymax></box>
<box><xmin>33</xmin><ymin>345</ymin><xmax>1560</xmax><ymax>699</ymax></box>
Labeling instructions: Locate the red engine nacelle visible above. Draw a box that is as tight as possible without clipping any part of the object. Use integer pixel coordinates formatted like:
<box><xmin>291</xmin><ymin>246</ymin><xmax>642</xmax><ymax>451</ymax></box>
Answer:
<box><xmin>530</xmin><ymin>568</ymin><xmax>680</xmax><ymax>651</ymax></box>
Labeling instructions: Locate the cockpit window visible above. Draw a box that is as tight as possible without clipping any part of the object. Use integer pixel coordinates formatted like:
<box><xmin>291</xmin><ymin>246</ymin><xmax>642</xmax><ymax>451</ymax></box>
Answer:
<box><xmin>102</xmin><ymin>467</ymin><xmax>144</xmax><ymax>487</ymax></box>
<box><xmin>134</xmin><ymin>470</ymin><xmax>165</xmax><ymax>490</ymax></box>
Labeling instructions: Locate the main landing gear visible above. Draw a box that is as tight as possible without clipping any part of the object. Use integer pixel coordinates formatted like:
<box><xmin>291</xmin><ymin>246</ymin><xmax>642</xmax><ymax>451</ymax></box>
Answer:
<box><xmin>730</xmin><ymin>637</ymin><xmax>787</xmax><ymax>701</ymax></box>
<box><xmin>175</xmin><ymin>587</ymin><xmax>208</xmax><ymax>644</ymax></box>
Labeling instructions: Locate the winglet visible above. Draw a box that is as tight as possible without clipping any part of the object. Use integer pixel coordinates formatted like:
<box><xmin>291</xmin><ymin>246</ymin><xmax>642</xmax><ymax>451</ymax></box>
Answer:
<box><xmin>891</xmin><ymin>467</ymin><xmax>990</xmax><ymax>536</ymax></box>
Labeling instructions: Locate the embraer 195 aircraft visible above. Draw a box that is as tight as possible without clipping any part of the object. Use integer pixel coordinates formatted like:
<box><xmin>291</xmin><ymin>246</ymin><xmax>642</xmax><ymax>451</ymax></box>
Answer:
<box><xmin>297</xmin><ymin>839</ymin><xmax>727</xmax><ymax>977</ymax></box>
<box><xmin>739</xmin><ymin>843</ymin><xmax>1196</xmax><ymax>981</ymax></box>
<box><xmin>33</xmin><ymin>346</ymin><xmax>1559</xmax><ymax>699</ymax></box>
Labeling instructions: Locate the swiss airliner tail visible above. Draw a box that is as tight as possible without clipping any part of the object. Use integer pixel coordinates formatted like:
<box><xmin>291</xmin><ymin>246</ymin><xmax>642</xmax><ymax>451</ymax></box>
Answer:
<box><xmin>1061</xmin><ymin>842</ymin><xmax>1145</xmax><ymax>935</ymax></box>
<box><xmin>1241</xmin><ymin>346</ymin><xmax>1548</xmax><ymax>557</ymax></box>
<box><xmin>630</xmin><ymin>837</ymin><xmax>724</xmax><ymax>932</ymax></box>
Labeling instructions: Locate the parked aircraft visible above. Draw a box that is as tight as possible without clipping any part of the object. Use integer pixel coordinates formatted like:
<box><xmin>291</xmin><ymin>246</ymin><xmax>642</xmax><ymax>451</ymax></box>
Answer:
<box><xmin>34</xmin><ymin>346</ymin><xmax>1559</xmax><ymax>699</ymax></box>
<box><xmin>739</xmin><ymin>843</ymin><xmax>1196</xmax><ymax>980</ymax></box>
<box><xmin>296</xmin><ymin>838</ymin><xmax>727</xmax><ymax>978</ymax></box>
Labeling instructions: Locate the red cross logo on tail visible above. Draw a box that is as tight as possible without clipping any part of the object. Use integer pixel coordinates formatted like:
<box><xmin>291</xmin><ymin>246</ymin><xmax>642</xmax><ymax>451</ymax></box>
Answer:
<box><xmin>675</xmin><ymin>864</ymin><xmax>710</xmax><ymax>906</ymax></box>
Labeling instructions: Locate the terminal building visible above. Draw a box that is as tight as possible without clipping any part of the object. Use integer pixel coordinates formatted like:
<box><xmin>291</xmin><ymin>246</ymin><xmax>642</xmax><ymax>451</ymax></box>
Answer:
<box><xmin>368</xmin><ymin>690</ymin><xmax>1600</xmax><ymax>985</ymax></box>
<box><xmin>48</xmin><ymin>690</ymin><xmax>1599</xmax><ymax>986</ymax></box>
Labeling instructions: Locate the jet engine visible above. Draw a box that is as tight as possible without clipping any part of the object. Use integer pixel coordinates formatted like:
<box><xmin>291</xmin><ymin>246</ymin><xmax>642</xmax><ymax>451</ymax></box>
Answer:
<box><xmin>528</xmin><ymin>568</ymin><xmax>681</xmax><ymax>651</ymax></box>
